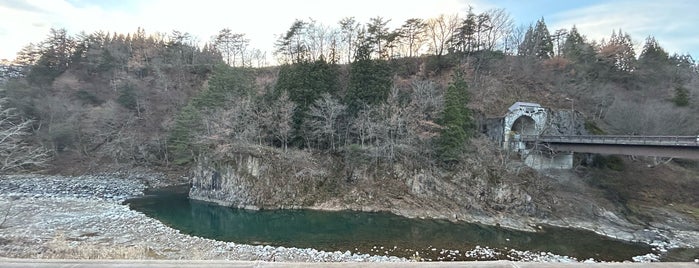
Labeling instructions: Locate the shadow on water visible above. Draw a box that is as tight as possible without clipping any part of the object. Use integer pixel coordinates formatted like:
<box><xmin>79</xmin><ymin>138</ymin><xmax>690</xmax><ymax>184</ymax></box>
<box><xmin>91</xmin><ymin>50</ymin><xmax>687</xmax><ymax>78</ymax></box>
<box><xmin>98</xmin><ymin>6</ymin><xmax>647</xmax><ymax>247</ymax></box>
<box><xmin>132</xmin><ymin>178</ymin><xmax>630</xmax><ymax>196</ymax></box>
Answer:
<box><xmin>125</xmin><ymin>190</ymin><xmax>665</xmax><ymax>261</ymax></box>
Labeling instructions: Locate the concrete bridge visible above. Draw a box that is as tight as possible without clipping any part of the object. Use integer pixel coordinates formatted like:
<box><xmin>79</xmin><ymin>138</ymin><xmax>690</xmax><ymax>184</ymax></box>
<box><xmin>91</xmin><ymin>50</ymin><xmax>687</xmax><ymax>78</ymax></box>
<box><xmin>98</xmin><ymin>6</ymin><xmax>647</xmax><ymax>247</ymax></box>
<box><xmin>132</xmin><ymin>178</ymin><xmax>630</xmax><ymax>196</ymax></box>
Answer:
<box><xmin>520</xmin><ymin>135</ymin><xmax>699</xmax><ymax>160</ymax></box>
<box><xmin>496</xmin><ymin>102</ymin><xmax>699</xmax><ymax>169</ymax></box>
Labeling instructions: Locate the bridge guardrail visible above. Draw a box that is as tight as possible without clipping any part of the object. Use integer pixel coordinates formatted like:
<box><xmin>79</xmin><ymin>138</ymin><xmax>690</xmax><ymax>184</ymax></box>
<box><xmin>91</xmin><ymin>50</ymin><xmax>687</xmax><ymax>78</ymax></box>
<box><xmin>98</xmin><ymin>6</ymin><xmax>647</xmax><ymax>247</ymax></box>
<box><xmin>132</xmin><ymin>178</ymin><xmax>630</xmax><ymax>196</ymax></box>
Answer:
<box><xmin>519</xmin><ymin>135</ymin><xmax>699</xmax><ymax>146</ymax></box>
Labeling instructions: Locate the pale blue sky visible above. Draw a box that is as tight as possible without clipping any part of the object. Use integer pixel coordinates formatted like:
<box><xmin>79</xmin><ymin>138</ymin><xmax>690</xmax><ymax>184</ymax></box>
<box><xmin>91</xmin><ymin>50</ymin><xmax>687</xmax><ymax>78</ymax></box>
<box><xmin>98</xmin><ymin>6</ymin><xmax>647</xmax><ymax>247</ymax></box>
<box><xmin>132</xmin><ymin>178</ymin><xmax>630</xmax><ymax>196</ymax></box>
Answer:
<box><xmin>1</xmin><ymin>0</ymin><xmax>697</xmax><ymax>61</ymax></box>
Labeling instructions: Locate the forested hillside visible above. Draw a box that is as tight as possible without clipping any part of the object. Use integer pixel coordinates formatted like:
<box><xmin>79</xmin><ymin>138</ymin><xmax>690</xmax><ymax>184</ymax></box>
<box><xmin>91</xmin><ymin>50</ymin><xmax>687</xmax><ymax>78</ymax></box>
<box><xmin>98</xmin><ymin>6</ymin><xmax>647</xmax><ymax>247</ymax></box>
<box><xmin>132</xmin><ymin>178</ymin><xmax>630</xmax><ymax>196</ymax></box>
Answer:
<box><xmin>0</xmin><ymin>10</ymin><xmax>697</xmax><ymax>174</ymax></box>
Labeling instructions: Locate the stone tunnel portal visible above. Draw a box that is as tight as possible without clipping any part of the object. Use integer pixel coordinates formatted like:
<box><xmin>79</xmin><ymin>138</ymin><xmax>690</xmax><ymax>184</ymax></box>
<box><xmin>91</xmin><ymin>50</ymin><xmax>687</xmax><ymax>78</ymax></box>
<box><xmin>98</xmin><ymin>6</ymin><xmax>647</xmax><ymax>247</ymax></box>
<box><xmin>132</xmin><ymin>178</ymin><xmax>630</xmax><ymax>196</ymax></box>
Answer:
<box><xmin>501</xmin><ymin>102</ymin><xmax>573</xmax><ymax>169</ymax></box>
<box><xmin>510</xmin><ymin>115</ymin><xmax>537</xmax><ymax>136</ymax></box>
<box><xmin>502</xmin><ymin>102</ymin><xmax>547</xmax><ymax>150</ymax></box>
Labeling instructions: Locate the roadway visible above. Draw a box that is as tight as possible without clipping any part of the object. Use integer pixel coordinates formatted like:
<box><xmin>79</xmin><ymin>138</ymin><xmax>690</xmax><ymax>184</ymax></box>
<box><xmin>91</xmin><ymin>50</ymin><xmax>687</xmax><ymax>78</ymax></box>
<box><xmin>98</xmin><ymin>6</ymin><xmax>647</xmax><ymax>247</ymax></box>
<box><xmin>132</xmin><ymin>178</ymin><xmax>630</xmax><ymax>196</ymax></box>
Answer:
<box><xmin>519</xmin><ymin>135</ymin><xmax>699</xmax><ymax>159</ymax></box>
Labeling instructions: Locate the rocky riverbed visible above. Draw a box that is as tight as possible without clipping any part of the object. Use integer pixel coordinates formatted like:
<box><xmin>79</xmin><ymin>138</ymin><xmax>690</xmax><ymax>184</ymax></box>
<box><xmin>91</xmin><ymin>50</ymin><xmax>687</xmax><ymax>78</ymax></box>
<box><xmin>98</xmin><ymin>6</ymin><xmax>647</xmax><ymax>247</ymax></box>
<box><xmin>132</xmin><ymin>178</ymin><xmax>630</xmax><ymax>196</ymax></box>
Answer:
<box><xmin>0</xmin><ymin>174</ymin><xmax>685</xmax><ymax>262</ymax></box>
<box><xmin>0</xmin><ymin>174</ymin><xmax>407</xmax><ymax>261</ymax></box>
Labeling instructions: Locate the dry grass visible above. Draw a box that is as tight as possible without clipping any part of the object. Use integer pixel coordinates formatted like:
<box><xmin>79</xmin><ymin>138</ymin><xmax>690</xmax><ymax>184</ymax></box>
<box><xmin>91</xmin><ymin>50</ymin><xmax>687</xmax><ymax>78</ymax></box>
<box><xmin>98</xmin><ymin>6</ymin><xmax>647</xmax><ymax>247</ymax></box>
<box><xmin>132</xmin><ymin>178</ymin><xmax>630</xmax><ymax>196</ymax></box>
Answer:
<box><xmin>39</xmin><ymin>232</ymin><xmax>159</xmax><ymax>259</ymax></box>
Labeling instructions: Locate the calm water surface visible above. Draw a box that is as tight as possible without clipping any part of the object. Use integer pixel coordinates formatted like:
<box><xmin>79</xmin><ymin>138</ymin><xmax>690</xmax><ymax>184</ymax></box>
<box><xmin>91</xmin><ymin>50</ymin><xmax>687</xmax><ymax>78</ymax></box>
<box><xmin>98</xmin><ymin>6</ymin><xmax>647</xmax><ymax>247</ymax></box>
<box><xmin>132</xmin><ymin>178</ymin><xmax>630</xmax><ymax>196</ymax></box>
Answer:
<box><xmin>126</xmin><ymin>189</ymin><xmax>662</xmax><ymax>261</ymax></box>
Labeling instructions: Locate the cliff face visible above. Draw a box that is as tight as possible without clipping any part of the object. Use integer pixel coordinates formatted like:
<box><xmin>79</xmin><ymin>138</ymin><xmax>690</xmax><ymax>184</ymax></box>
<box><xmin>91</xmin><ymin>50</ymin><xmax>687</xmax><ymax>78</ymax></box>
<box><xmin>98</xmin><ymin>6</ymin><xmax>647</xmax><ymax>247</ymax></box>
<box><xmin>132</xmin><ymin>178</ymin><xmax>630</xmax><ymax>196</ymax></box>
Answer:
<box><xmin>190</xmin><ymin>146</ymin><xmax>336</xmax><ymax>209</ymax></box>
<box><xmin>189</xmin><ymin>140</ymin><xmax>555</xmax><ymax>229</ymax></box>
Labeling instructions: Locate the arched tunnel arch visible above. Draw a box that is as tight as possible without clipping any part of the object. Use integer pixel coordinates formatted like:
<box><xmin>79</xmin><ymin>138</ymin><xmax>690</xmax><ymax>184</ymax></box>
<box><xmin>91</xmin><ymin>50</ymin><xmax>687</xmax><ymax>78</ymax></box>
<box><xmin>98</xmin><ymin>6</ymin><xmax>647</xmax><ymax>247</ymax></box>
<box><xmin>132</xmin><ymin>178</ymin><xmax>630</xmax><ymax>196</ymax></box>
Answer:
<box><xmin>510</xmin><ymin>115</ymin><xmax>537</xmax><ymax>135</ymax></box>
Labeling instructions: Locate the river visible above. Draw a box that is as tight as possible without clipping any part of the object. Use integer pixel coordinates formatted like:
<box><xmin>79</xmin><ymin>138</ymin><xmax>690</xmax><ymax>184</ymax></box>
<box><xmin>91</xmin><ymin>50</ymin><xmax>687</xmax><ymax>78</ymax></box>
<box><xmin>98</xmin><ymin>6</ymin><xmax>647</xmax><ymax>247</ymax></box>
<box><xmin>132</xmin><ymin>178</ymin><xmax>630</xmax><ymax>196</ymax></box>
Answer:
<box><xmin>124</xmin><ymin>188</ymin><xmax>671</xmax><ymax>262</ymax></box>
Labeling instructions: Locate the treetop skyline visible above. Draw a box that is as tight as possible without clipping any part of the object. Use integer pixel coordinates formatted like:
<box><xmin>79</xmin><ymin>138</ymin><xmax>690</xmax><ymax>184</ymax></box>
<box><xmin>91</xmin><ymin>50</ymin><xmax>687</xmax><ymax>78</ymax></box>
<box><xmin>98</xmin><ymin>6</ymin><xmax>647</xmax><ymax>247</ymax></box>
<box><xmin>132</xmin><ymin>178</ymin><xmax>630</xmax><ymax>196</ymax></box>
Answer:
<box><xmin>1</xmin><ymin>0</ymin><xmax>697</xmax><ymax>62</ymax></box>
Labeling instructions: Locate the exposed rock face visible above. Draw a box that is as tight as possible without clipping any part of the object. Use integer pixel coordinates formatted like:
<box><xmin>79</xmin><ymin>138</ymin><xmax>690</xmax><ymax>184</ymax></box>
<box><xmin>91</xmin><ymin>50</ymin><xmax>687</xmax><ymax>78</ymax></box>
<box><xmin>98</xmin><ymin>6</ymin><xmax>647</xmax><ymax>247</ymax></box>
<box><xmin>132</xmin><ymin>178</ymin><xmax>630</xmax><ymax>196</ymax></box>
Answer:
<box><xmin>190</xmin><ymin>146</ymin><xmax>334</xmax><ymax>209</ymax></box>
<box><xmin>541</xmin><ymin>110</ymin><xmax>587</xmax><ymax>136</ymax></box>
<box><xmin>188</xmin><ymin>141</ymin><xmax>545</xmax><ymax>230</ymax></box>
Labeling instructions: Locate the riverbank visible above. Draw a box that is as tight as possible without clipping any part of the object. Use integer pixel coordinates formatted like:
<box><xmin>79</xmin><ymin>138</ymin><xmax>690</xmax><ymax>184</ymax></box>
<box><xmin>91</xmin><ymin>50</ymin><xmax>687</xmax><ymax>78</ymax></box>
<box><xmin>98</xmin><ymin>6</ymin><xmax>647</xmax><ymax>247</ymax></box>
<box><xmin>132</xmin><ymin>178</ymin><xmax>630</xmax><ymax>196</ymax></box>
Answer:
<box><xmin>0</xmin><ymin>174</ymin><xmax>693</xmax><ymax>262</ymax></box>
<box><xmin>0</xmin><ymin>174</ymin><xmax>402</xmax><ymax>262</ymax></box>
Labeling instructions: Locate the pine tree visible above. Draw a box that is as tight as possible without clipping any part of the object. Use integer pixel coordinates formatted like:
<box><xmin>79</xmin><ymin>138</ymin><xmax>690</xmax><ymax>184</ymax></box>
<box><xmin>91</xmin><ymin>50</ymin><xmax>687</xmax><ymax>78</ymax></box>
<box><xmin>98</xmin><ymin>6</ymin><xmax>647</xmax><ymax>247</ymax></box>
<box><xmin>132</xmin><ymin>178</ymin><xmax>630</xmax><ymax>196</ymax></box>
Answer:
<box><xmin>346</xmin><ymin>42</ymin><xmax>392</xmax><ymax>115</ymax></box>
<box><xmin>673</xmin><ymin>86</ymin><xmax>690</xmax><ymax>107</ymax></box>
<box><xmin>27</xmin><ymin>28</ymin><xmax>76</xmax><ymax>84</ymax></box>
<box><xmin>562</xmin><ymin>26</ymin><xmax>585</xmax><ymax>60</ymax></box>
<box><xmin>168</xmin><ymin>63</ymin><xmax>253</xmax><ymax>164</ymax></box>
<box><xmin>192</xmin><ymin>63</ymin><xmax>254</xmax><ymax>108</ymax></box>
<box><xmin>436</xmin><ymin>72</ymin><xmax>473</xmax><ymax>163</ymax></box>
<box><xmin>518</xmin><ymin>25</ymin><xmax>535</xmax><ymax>57</ymax></box>
<box><xmin>600</xmin><ymin>29</ymin><xmax>636</xmax><ymax>73</ymax></box>
<box><xmin>273</xmin><ymin>57</ymin><xmax>340</xmax><ymax>147</ymax></box>
<box><xmin>116</xmin><ymin>84</ymin><xmax>138</xmax><ymax>111</ymax></box>
<box><xmin>167</xmin><ymin>103</ymin><xmax>202</xmax><ymax>165</ymax></box>
<box><xmin>532</xmin><ymin>18</ymin><xmax>553</xmax><ymax>59</ymax></box>
<box><xmin>639</xmin><ymin>36</ymin><xmax>669</xmax><ymax>67</ymax></box>
<box><xmin>518</xmin><ymin>18</ymin><xmax>553</xmax><ymax>59</ymax></box>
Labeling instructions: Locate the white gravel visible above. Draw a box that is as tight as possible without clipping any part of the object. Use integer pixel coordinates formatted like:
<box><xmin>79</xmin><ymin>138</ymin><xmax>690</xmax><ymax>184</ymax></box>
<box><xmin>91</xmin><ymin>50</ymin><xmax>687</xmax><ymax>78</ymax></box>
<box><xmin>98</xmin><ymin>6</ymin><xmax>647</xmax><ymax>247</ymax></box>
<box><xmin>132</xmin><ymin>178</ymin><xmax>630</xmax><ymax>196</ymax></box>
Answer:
<box><xmin>0</xmin><ymin>174</ymin><xmax>404</xmax><ymax>261</ymax></box>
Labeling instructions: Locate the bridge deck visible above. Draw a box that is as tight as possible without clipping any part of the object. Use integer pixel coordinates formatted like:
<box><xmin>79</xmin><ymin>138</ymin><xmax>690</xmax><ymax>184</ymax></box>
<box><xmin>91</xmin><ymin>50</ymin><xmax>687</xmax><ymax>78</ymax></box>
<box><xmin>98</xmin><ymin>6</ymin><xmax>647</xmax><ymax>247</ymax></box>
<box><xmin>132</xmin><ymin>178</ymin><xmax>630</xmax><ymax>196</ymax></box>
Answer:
<box><xmin>518</xmin><ymin>135</ymin><xmax>699</xmax><ymax>159</ymax></box>
<box><xmin>521</xmin><ymin>135</ymin><xmax>699</xmax><ymax>146</ymax></box>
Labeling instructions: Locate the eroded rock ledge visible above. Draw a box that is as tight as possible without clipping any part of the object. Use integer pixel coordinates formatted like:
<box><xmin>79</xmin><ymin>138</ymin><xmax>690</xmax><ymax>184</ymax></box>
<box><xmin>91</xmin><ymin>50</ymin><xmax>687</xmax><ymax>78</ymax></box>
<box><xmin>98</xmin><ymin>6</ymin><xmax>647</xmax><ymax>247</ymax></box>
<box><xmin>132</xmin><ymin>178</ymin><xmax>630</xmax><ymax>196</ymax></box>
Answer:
<box><xmin>188</xmin><ymin>144</ymin><xmax>699</xmax><ymax>250</ymax></box>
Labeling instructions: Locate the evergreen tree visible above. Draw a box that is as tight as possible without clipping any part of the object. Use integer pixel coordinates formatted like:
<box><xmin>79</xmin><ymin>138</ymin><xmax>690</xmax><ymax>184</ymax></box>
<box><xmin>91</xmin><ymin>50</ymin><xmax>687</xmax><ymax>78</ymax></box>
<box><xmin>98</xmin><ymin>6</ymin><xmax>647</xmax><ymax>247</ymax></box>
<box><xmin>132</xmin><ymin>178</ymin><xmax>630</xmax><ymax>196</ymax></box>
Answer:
<box><xmin>27</xmin><ymin>28</ymin><xmax>76</xmax><ymax>84</ymax></box>
<box><xmin>192</xmin><ymin>63</ymin><xmax>254</xmax><ymax>108</ymax></box>
<box><xmin>168</xmin><ymin>63</ymin><xmax>253</xmax><ymax>164</ymax></box>
<box><xmin>436</xmin><ymin>72</ymin><xmax>474</xmax><ymax>163</ymax></box>
<box><xmin>167</xmin><ymin>103</ymin><xmax>202</xmax><ymax>165</ymax></box>
<box><xmin>274</xmin><ymin>58</ymin><xmax>340</xmax><ymax>146</ymax></box>
<box><xmin>274</xmin><ymin>20</ymin><xmax>309</xmax><ymax>64</ymax></box>
<box><xmin>346</xmin><ymin>42</ymin><xmax>392</xmax><ymax>115</ymax></box>
<box><xmin>636</xmin><ymin>36</ymin><xmax>671</xmax><ymax>87</ymax></box>
<box><xmin>532</xmin><ymin>18</ymin><xmax>554</xmax><ymax>59</ymax></box>
<box><xmin>518</xmin><ymin>18</ymin><xmax>553</xmax><ymax>59</ymax></box>
<box><xmin>562</xmin><ymin>26</ymin><xmax>586</xmax><ymax>60</ymax></box>
<box><xmin>518</xmin><ymin>25</ymin><xmax>535</xmax><ymax>57</ymax></box>
<box><xmin>669</xmin><ymin>53</ymin><xmax>697</xmax><ymax>84</ymax></box>
<box><xmin>366</xmin><ymin>16</ymin><xmax>392</xmax><ymax>59</ymax></box>
<box><xmin>599</xmin><ymin>30</ymin><xmax>636</xmax><ymax>73</ymax></box>
<box><xmin>451</xmin><ymin>8</ymin><xmax>478</xmax><ymax>54</ymax></box>
<box><xmin>638</xmin><ymin>36</ymin><xmax>669</xmax><ymax>67</ymax></box>
<box><xmin>116</xmin><ymin>84</ymin><xmax>138</xmax><ymax>111</ymax></box>
<box><xmin>672</xmin><ymin>86</ymin><xmax>690</xmax><ymax>107</ymax></box>
<box><xmin>561</xmin><ymin>26</ymin><xmax>598</xmax><ymax>76</ymax></box>
<box><xmin>398</xmin><ymin>18</ymin><xmax>427</xmax><ymax>57</ymax></box>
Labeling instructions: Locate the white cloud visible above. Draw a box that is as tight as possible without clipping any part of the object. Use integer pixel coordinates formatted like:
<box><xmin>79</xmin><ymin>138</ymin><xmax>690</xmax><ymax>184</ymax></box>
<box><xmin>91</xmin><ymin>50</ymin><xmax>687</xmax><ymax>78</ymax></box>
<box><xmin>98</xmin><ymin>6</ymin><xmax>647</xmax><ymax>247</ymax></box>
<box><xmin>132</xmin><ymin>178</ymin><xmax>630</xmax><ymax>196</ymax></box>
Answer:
<box><xmin>548</xmin><ymin>0</ymin><xmax>699</xmax><ymax>57</ymax></box>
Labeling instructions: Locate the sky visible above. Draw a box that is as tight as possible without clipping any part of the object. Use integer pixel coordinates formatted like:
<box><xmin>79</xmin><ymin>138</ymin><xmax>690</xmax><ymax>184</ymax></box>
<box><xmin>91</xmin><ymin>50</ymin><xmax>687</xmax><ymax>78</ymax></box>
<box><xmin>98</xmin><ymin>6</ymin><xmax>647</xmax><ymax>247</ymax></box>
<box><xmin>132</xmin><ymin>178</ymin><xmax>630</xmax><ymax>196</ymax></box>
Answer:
<box><xmin>1</xmin><ymin>0</ymin><xmax>698</xmax><ymax>62</ymax></box>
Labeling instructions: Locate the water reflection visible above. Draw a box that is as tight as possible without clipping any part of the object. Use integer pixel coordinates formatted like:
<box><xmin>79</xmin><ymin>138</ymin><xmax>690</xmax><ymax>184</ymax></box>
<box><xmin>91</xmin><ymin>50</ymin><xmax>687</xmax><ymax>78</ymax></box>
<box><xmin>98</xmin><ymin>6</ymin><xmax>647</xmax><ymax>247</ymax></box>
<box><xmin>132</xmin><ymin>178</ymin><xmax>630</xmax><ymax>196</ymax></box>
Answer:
<box><xmin>127</xmin><ymin>191</ymin><xmax>654</xmax><ymax>261</ymax></box>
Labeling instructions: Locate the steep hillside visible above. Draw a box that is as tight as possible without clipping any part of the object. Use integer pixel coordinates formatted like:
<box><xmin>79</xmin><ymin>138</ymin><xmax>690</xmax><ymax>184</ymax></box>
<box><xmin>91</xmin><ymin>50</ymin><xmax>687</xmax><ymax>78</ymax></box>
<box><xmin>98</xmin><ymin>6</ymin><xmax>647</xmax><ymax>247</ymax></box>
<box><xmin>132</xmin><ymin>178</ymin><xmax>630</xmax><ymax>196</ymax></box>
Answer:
<box><xmin>1</xmin><ymin>29</ymin><xmax>219</xmax><ymax>174</ymax></box>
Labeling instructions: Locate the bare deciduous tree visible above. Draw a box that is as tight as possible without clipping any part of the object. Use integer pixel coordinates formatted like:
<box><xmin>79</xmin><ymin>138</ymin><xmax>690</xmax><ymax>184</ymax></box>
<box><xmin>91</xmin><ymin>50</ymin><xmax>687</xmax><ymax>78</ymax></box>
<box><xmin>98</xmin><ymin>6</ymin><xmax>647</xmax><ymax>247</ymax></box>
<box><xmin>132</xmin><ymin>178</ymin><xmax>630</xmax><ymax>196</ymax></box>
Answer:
<box><xmin>482</xmin><ymin>8</ymin><xmax>514</xmax><ymax>51</ymax></box>
<box><xmin>604</xmin><ymin>98</ymin><xmax>698</xmax><ymax>135</ymax></box>
<box><xmin>397</xmin><ymin>18</ymin><xmax>427</xmax><ymax>58</ymax></box>
<box><xmin>0</xmin><ymin>98</ymin><xmax>50</xmax><ymax>172</ymax></box>
<box><xmin>307</xmin><ymin>93</ymin><xmax>346</xmax><ymax>150</ymax></box>
<box><xmin>426</xmin><ymin>14</ymin><xmax>460</xmax><ymax>56</ymax></box>
<box><xmin>269</xmin><ymin>91</ymin><xmax>296</xmax><ymax>151</ymax></box>
<box><xmin>213</xmin><ymin>29</ymin><xmax>250</xmax><ymax>67</ymax></box>
<box><xmin>339</xmin><ymin>17</ymin><xmax>360</xmax><ymax>64</ymax></box>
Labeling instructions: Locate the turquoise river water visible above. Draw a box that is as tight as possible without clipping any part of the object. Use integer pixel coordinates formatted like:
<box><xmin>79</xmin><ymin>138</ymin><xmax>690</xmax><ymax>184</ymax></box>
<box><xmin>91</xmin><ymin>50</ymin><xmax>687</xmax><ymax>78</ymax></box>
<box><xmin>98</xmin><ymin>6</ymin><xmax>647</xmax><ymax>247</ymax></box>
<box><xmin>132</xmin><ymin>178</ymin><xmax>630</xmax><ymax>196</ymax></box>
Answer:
<box><xmin>126</xmin><ymin>189</ymin><xmax>689</xmax><ymax>262</ymax></box>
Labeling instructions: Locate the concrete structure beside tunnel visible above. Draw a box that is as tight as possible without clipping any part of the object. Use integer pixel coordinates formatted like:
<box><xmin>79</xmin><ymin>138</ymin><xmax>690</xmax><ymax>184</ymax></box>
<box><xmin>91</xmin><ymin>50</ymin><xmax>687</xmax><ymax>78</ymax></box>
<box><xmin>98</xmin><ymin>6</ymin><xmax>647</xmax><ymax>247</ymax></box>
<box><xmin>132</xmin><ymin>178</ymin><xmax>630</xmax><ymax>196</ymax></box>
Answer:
<box><xmin>503</xmin><ymin>102</ymin><xmax>547</xmax><ymax>150</ymax></box>
<box><xmin>501</xmin><ymin>102</ymin><xmax>573</xmax><ymax>170</ymax></box>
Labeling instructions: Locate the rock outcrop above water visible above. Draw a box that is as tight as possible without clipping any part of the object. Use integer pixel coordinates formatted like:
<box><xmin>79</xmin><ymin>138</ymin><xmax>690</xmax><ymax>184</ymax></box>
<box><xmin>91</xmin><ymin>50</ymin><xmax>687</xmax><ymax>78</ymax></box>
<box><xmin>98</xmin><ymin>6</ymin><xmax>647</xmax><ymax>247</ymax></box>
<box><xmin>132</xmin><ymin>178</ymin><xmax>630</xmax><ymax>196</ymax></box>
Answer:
<box><xmin>187</xmin><ymin>141</ymin><xmax>699</xmax><ymax>250</ymax></box>
<box><xmin>189</xmin><ymin>142</ymin><xmax>540</xmax><ymax>223</ymax></box>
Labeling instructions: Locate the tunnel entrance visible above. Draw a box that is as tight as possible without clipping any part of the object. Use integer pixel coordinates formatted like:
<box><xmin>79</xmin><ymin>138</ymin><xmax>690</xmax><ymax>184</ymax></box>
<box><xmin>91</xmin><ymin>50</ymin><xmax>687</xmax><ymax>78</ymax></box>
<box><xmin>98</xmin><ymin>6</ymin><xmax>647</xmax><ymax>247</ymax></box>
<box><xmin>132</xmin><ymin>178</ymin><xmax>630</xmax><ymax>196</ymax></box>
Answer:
<box><xmin>511</xmin><ymin>115</ymin><xmax>537</xmax><ymax>135</ymax></box>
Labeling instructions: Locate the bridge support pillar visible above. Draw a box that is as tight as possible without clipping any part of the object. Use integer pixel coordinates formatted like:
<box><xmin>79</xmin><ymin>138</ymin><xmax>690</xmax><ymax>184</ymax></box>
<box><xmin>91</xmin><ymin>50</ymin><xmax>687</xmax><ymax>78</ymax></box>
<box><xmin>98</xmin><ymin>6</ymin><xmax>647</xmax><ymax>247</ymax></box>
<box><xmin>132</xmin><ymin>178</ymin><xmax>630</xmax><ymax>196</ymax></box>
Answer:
<box><xmin>524</xmin><ymin>152</ymin><xmax>573</xmax><ymax>169</ymax></box>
